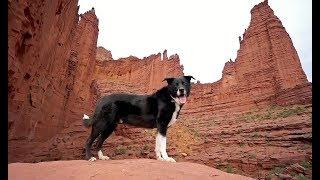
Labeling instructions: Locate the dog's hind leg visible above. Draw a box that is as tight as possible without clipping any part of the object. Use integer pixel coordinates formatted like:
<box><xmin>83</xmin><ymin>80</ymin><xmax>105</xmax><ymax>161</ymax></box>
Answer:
<box><xmin>95</xmin><ymin>123</ymin><xmax>117</xmax><ymax>160</ymax></box>
<box><xmin>85</xmin><ymin>130</ymin><xmax>99</xmax><ymax>161</ymax></box>
<box><xmin>85</xmin><ymin>118</ymin><xmax>107</xmax><ymax>161</ymax></box>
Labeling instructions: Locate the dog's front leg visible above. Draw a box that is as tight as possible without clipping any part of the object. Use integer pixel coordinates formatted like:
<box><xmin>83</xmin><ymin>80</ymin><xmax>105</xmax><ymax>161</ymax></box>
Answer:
<box><xmin>155</xmin><ymin>132</ymin><xmax>176</xmax><ymax>163</ymax></box>
<box><xmin>155</xmin><ymin>132</ymin><xmax>164</xmax><ymax>160</ymax></box>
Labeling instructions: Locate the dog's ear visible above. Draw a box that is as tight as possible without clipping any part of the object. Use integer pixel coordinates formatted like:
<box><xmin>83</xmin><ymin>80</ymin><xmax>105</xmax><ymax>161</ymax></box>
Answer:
<box><xmin>163</xmin><ymin>77</ymin><xmax>175</xmax><ymax>84</ymax></box>
<box><xmin>183</xmin><ymin>76</ymin><xmax>195</xmax><ymax>82</ymax></box>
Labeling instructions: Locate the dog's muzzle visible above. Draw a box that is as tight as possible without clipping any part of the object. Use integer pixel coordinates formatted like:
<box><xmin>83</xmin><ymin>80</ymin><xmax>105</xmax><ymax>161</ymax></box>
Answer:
<box><xmin>175</xmin><ymin>89</ymin><xmax>187</xmax><ymax>104</ymax></box>
<box><xmin>177</xmin><ymin>95</ymin><xmax>187</xmax><ymax>104</ymax></box>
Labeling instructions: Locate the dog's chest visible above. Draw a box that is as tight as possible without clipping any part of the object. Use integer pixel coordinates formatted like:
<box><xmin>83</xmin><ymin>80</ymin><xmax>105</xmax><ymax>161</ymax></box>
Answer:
<box><xmin>168</xmin><ymin>103</ymin><xmax>180</xmax><ymax>127</ymax></box>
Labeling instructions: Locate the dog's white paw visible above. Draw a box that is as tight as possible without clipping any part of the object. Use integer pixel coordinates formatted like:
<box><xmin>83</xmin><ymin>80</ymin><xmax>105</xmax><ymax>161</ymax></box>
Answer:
<box><xmin>83</xmin><ymin>114</ymin><xmax>89</xmax><ymax>119</ymax></box>
<box><xmin>98</xmin><ymin>155</ymin><xmax>110</xmax><ymax>160</ymax></box>
<box><xmin>88</xmin><ymin>157</ymin><xmax>97</xmax><ymax>162</ymax></box>
<box><xmin>164</xmin><ymin>157</ymin><xmax>176</xmax><ymax>162</ymax></box>
<box><xmin>157</xmin><ymin>157</ymin><xmax>165</xmax><ymax>161</ymax></box>
<box><xmin>98</xmin><ymin>150</ymin><xmax>109</xmax><ymax>160</ymax></box>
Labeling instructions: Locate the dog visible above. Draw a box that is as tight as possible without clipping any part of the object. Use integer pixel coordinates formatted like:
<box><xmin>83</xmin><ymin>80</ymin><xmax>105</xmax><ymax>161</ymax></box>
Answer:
<box><xmin>82</xmin><ymin>75</ymin><xmax>195</xmax><ymax>162</ymax></box>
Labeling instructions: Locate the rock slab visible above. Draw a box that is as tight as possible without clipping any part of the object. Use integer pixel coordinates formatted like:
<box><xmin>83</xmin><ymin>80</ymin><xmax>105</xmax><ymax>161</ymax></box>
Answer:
<box><xmin>8</xmin><ymin>159</ymin><xmax>254</xmax><ymax>180</ymax></box>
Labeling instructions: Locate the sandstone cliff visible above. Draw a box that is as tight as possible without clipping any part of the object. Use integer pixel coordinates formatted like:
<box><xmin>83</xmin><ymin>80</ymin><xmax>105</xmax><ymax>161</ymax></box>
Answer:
<box><xmin>94</xmin><ymin>50</ymin><xmax>183</xmax><ymax>95</ymax></box>
<box><xmin>8</xmin><ymin>0</ymin><xmax>98</xmax><ymax>162</ymax></box>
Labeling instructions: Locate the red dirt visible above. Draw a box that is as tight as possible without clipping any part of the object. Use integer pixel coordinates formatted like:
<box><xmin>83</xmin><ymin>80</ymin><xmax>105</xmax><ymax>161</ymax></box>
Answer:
<box><xmin>8</xmin><ymin>159</ymin><xmax>254</xmax><ymax>180</ymax></box>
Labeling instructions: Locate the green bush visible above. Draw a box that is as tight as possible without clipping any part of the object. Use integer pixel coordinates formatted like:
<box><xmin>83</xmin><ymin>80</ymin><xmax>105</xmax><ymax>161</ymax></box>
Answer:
<box><xmin>226</xmin><ymin>165</ymin><xmax>234</xmax><ymax>173</ymax></box>
<box><xmin>115</xmin><ymin>145</ymin><xmax>127</xmax><ymax>155</ymax></box>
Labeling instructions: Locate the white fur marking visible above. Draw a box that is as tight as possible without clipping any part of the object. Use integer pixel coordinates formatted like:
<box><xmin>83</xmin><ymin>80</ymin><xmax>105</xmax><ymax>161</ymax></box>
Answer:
<box><xmin>155</xmin><ymin>133</ymin><xmax>176</xmax><ymax>162</ymax></box>
<box><xmin>176</xmin><ymin>89</ymin><xmax>186</xmax><ymax>97</ymax></box>
<box><xmin>155</xmin><ymin>133</ymin><xmax>163</xmax><ymax>160</ymax></box>
<box><xmin>88</xmin><ymin>157</ymin><xmax>97</xmax><ymax>162</ymax></box>
<box><xmin>98</xmin><ymin>150</ymin><xmax>109</xmax><ymax>160</ymax></box>
<box><xmin>168</xmin><ymin>101</ymin><xmax>180</xmax><ymax>127</ymax></box>
<box><xmin>83</xmin><ymin>114</ymin><xmax>89</xmax><ymax>119</ymax></box>
<box><xmin>159</xmin><ymin>134</ymin><xmax>168</xmax><ymax>160</ymax></box>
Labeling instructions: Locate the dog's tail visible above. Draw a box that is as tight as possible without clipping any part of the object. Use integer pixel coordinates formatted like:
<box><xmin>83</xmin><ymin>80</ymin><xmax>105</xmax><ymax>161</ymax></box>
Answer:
<box><xmin>83</xmin><ymin>114</ymin><xmax>93</xmax><ymax>128</ymax></box>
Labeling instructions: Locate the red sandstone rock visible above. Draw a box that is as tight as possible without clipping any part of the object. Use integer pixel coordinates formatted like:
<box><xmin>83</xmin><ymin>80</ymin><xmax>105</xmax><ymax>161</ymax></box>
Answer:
<box><xmin>8</xmin><ymin>0</ymin><xmax>98</xmax><ymax>162</ymax></box>
<box><xmin>62</xmin><ymin>8</ymin><xmax>98</xmax><ymax>127</ymax></box>
<box><xmin>96</xmin><ymin>46</ymin><xmax>113</xmax><ymax>61</ymax></box>
<box><xmin>9</xmin><ymin>0</ymin><xmax>79</xmax><ymax>158</ymax></box>
<box><xmin>8</xmin><ymin>159</ymin><xmax>254</xmax><ymax>180</ymax></box>
<box><xmin>93</xmin><ymin>51</ymin><xmax>183</xmax><ymax>94</ymax></box>
<box><xmin>277</xmin><ymin>173</ymin><xmax>293</xmax><ymax>180</ymax></box>
<box><xmin>182</xmin><ymin>0</ymin><xmax>311</xmax><ymax>117</ymax></box>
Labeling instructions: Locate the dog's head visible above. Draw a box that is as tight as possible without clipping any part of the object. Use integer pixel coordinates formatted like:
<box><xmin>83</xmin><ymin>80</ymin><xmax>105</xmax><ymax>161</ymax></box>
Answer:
<box><xmin>163</xmin><ymin>75</ymin><xmax>195</xmax><ymax>105</ymax></box>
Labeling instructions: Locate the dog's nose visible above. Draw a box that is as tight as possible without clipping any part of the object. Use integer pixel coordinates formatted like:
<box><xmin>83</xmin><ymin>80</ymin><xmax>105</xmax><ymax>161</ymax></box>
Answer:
<box><xmin>179</xmin><ymin>88</ymin><xmax>185</xmax><ymax>93</ymax></box>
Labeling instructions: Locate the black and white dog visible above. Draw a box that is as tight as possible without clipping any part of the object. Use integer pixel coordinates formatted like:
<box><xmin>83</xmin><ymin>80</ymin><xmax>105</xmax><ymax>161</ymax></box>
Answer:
<box><xmin>82</xmin><ymin>75</ymin><xmax>194</xmax><ymax>162</ymax></box>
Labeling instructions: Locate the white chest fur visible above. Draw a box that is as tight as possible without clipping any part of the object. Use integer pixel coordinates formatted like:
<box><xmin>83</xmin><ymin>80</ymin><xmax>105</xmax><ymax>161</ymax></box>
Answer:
<box><xmin>168</xmin><ymin>102</ymin><xmax>180</xmax><ymax>127</ymax></box>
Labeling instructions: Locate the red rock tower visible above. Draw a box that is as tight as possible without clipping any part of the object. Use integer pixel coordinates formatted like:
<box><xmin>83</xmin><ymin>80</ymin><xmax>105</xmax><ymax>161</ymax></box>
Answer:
<box><xmin>184</xmin><ymin>0</ymin><xmax>311</xmax><ymax>116</ymax></box>
<box><xmin>234</xmin><ymin>0</ymin><xmax>311</xmax><ymax>105</ymax></box>
<box><xmin>237</xmin><ymin>0</ymin><xmax>309</xmax><ymax>89</ymax></box>
<box><xmin>63</xmin><ymin>8</ymin><xmax>99</xmax><ymax>125</ymax></box>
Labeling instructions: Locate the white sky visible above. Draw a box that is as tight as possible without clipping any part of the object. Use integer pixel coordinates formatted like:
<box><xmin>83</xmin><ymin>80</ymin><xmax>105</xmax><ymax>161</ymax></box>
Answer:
<box><xmin>78</xmin><ymin>0</ymin><xmax>311</xmax><ymax>83</ymax></box>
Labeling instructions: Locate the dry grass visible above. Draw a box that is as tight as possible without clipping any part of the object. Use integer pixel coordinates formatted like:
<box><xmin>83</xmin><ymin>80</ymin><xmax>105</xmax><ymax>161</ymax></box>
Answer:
<box><xmin>238</xmin><ymin>104</ymin><xmax>309</xmax><ymax>122</ymax></box>
<box><xmin>114</xmin><ymin>145</ymin><xmax>128</xmax><ymax>155</ymax></box>
<box><xmin>141</xmin><ymin>121</ymin><xmax>202</xmax><ymax>156</ymax></box>
<box><xmin>167</xmin><ymin>122</ymin><xmax>203</xmax><ymax>155</ymax></box>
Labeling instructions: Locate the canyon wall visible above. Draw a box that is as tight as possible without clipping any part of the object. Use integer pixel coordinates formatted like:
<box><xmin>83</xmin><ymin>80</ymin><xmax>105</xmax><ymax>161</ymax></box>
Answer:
<box><xmin>94</xmin><ymin>50</ymin><xmax>183</xmax><ymax>95</ymax></box>
<box><xmin>8</xmin><ymin>0</ymin><xmax>98</xmax><ymax>162</ymax></box>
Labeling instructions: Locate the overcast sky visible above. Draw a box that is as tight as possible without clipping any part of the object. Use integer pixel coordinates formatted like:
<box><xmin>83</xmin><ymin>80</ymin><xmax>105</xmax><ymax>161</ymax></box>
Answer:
<box><xmin>78</xmin><ymin>0</ymin><xmax>311</xmax><ymax>83</ymax></box>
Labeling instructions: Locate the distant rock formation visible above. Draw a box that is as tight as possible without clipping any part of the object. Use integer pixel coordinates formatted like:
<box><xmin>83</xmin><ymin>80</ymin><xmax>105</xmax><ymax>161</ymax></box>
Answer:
<box><xmin>182</xmin><ymin>0</ymin><xmax>311</xmax><ymax>117</ymax></box>
<box><xmin>96</xmin><ymin>46</ymin><xmax>113</xmax><ymax>61</ymax></box>
<box><xmin>94</xmin><ymin>51</ymin><xmax>183</xmax><ymax>95</ymax></box>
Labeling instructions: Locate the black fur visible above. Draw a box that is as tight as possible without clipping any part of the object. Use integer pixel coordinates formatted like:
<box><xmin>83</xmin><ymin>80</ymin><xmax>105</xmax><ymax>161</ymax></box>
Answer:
<box><xmin>83</xmin><ymin>75</ymin><xmax>194</xmax><ymax>160</ymax></box>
